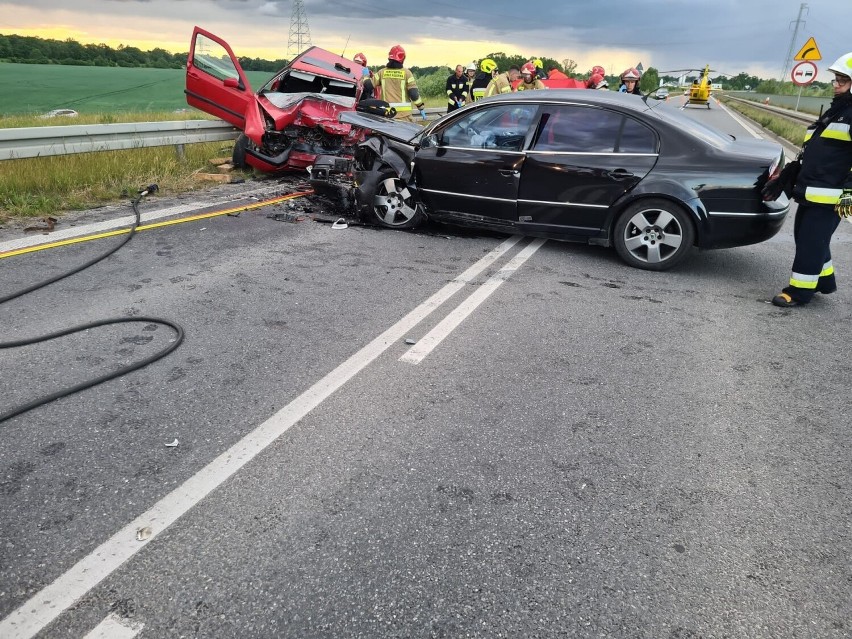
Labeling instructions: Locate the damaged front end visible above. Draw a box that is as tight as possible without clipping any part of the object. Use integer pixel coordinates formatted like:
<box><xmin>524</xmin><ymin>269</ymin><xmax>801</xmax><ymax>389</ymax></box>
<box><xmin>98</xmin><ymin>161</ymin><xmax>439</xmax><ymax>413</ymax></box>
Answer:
<box><xmin>242</xmin><ymin>93</ymin><xmax>366</xmax><ymax>173</ymax></box>
<box><xmin>310</xmin><ymin>133</ymin><xmax>419</xmax><ymax>225</ymax></box>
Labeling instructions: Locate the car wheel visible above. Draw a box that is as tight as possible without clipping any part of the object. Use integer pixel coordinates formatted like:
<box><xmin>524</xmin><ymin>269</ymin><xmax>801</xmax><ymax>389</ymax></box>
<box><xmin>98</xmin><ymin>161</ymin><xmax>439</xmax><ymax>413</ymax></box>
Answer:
<box><xmin>232</xmin><ymin>133</ymin><xmax>248</xmax><ymax>169</ymax></box>
<box><xmin>368</xmin><ymin>169</ymin><xmax>425</xmax><ymax>229</ymax></box>
<box><xmin>613</xmin><ymin>199</ymin><xmax>695</xmax><ymax>271</ymax></box>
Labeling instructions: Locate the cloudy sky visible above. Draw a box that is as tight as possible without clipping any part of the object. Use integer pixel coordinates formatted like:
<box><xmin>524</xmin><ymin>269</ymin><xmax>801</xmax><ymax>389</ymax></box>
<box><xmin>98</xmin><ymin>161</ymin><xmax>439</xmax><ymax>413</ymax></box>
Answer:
<box><xmin>0</xmin><ymin>0</ymin><xmax>847</xmax><ymax>80</ymax></box>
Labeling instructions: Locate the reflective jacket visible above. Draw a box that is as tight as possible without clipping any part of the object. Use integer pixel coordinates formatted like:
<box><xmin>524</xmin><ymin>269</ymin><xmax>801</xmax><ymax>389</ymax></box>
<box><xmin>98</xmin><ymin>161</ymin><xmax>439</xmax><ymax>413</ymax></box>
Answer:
<box><xmin>446</xmin><ymin>73</ymin><xmax>468</xmax><ymax>106</ymax></box>
<box><xmin>485</xmin><ymin>72</ymin><xmax>514</xmax><ymax>98</ymax></box>
<box><xmin>794</xmin><ymin>93</ymin><xmax>852</xmax><ymax>206</ymax></box>
<box><xmin>470</xmin><ymin>72</ymin><xmax>491</xmax><ymax>101</ymax></box>
<box><xmin>374</xmin><ymin>63</ymin><xmax>424</xmax><ymax>119</ymax></box>
<box><xmin>516</xmin><ymin>78</ymin><xmax>547</xmax><ymax>91</ymax></box>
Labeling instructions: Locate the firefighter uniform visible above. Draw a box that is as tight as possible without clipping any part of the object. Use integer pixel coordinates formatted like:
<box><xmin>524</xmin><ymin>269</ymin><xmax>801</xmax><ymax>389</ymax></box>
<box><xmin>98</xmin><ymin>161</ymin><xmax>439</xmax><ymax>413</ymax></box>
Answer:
<box><xmin>470</xmin><ymin>72</ymin><xmax>491</xmax><ymax>101</ymax></box>
<box><xmin>515</xmin><ymin>78</ymin><xmax>547</xmax><ymax>91</ymax></box>
<box><xmin>445</xmin><ymin>71</ymin><xmax>467</xmax><ymax>113</ymax></box>
<box><xmin>374</xmin><ymin>64</ymin><xmax>424</xmax><ymax>123</ymax></box>
<box><xmin>773</xmin><ymin>62</ymin><xmax>852</xmax><ymax>306</ymax></box>
<box><xmin>485</xmin><ymin>72</ymin><xmax>515</xmax><ymax>98</ymax></box>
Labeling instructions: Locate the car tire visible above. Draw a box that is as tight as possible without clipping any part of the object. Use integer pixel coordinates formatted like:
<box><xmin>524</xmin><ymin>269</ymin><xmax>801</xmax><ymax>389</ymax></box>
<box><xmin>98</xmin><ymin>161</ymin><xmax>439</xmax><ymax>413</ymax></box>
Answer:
<box><xmin>232</xmin><ymin>133</ymin><xmax>249</xmax><ymax>169</ymax></box>
<box><xmin>367</xmin><ymin>168</ymin><xmax>425</xmax><ymax>230</ymax></box>
<box><xmin>613</xmin><ymin>199</ymin><xmax>695</xmax><ymax>271</ymax></box>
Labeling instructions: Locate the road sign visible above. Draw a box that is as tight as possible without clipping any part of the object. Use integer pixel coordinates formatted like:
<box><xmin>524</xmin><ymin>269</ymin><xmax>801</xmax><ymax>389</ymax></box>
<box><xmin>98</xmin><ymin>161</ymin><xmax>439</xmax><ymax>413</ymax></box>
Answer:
<box><xmin>794</xmin><ymin>37</ymin><xmax>822</xmax><ymax>61</ymax></box>
<box><xmin>791</xmin><ymin>61</ymin><xmax>818</xmax><ymax>86</ymax></box>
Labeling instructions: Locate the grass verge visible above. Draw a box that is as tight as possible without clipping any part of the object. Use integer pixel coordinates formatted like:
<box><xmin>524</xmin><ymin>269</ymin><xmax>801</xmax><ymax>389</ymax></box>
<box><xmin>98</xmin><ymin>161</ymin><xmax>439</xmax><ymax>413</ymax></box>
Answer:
<box><xmin>719</xmin><ymin>97</ymin><xmax>807</xmax><ymax>148</ymax></box>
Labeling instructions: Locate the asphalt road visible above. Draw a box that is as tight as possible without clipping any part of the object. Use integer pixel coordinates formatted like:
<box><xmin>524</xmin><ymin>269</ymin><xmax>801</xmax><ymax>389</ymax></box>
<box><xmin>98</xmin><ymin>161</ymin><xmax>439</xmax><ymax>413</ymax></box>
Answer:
<box><xmin>0</xmin><ymin>97</ymin><xmax>850</xmax><ymax>638</ymax></box>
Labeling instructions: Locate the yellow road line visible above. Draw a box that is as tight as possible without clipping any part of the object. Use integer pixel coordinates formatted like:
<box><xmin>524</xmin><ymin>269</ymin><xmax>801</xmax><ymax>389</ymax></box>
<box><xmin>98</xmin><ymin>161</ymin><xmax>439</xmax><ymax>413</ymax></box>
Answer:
<box><xmin>0</xmin><ymin>191</ymin><xmax>314</xmax><ymax>260</ymax></box>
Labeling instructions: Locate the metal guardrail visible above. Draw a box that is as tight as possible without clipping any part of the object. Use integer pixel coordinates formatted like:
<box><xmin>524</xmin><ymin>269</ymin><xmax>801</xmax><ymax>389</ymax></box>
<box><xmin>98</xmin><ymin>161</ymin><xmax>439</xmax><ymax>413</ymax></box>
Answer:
<box><xmin>0</xmin><ymin>108</ymin><xmax>448</xmax><ymax>161</ymax></box>
<box><xmin>0</xmin><ymin>120</ymin><xmax>240</xmax><ymax>161</ymax></box>
<box><xmin>721</xmin><ymin>96</ymin><xmax>814</xmax><ymax>125</ymax></box>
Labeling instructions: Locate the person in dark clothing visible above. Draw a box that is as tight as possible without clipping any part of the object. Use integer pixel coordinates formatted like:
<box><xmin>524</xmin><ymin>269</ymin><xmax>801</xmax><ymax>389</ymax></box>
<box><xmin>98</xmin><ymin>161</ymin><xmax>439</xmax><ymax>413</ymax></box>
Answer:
<box><xmin>445</xmin><ymin>65</ymin><xmax>468</xmax><ymax>112</ymax></box>
<box><xmin>618</xmin><ymin>68</ymin><xmax>642</xmax><ymax>94</ymax></box>
<box><xmin>470</xmin><ymin>58</ymin><xmax>497</xmax><ymax>101</ymax></box>
<box><xmin>763</xmin><ymin>51</ymin><xmax>852</xmax><ymax>307</ymax></box>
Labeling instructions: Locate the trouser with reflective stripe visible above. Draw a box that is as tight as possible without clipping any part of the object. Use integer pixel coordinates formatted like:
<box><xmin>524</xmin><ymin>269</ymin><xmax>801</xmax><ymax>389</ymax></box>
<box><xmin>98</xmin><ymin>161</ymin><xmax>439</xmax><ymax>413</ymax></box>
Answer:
<box><xmin>784</xmin><ymin>202</ymin><xmax>841</xmax><ymax>301</ymax></box>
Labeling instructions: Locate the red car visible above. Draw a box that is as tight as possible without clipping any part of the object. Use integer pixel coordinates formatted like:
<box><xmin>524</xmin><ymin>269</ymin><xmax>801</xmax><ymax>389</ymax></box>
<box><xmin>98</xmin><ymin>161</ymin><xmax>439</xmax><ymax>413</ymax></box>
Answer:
<box><xmin>185</xmin><ymin>26</ymin><xmax>366</xmax><ymax>173</ymax></box>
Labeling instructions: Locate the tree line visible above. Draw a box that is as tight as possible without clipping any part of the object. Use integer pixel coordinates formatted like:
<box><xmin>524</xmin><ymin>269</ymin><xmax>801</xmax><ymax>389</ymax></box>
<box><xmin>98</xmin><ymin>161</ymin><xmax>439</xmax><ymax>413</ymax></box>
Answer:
<box><xmin>0</xmin><ymin>33</ymin><xmax>286</xmax><ymax>71</ymax></box>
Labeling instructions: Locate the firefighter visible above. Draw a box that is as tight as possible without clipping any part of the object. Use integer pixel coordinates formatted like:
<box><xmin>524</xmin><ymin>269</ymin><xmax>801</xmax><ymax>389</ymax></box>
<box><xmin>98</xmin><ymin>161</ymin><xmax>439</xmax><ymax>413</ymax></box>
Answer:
<box><xmin>485</xmin><ymin>65</ymin><xmax>519</xmax><ymax>98</ymax></box>
<box><xmin>587</xmin><ymin>65</ymin><xmax>607</xmax><ymax>89</ymax></box>
<box><xmin>470</xmin><ymin>58</ymin><xmax>498</xmax><ymax>102</ymax></box>
<box><xmin>515</xmin><ymin>62</ymin><xmax>547</xmax><ymax>91</ymax></box>
<box><xmin>464</xmin><ymin>62</ymin><xmax>477</xmax><ymax>102</ymax></box>
<box><xmin>445</xmin><ymin>64</ymin><xmax>468</xmax><ymax>113</ymax></box>
<box><xmin>618</xmin><ymin>68</ymin><xmax>642</xmax><ymax>94</ymax></box>
<box><xmin>353</xmin><ymin>52</ymin><xmax>376</xmax><ymax>100</ymax></box>
<box><xmin>372</xmin><ymin>45</ymin><xmax>427</xmax><ymax>123</ymax></box>
<box><xmin>532</xmin><ymin>58</ymin><xmax>547</xmax><ymax>80</ymax></box>
<box><xmin>764</xmin><ymin>51</ymin><xmax>852</xmax><ymax>307</ymax></box>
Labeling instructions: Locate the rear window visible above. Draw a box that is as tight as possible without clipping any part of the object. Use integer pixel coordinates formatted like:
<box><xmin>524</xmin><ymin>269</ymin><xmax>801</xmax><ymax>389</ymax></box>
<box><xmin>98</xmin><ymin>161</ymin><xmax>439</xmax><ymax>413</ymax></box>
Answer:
<box><xmin>651</xmin><ymin>107</ymin><xmax>732</xmax><ymax>148</ymax></box>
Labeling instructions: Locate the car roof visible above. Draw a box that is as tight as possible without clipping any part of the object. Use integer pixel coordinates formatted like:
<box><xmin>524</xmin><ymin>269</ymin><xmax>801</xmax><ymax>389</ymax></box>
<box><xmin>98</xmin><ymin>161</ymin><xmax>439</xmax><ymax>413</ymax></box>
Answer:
<box><xmin>290</xmin><ymin>46</ymin><xmax>360</xmax><ymax>83</ymax></box>
<box><xmin>481</xmin><ymin>89</ymin><xmax>652</xmax><ymax>111</ymax></box>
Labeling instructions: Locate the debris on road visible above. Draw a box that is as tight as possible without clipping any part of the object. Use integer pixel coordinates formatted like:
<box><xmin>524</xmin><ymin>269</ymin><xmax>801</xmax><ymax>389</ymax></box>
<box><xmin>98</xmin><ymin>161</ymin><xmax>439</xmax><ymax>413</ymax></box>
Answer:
<box><xmin>136</xmin><ymin>526</ymin><xmax>152</xmax><ymax>541</ymax></box>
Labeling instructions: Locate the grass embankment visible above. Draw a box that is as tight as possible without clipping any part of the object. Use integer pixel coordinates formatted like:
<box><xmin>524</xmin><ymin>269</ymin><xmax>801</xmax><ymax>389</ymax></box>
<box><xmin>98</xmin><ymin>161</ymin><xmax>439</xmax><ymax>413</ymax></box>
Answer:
<box><xmin>719</xmin><ymin>97</ymin><xmax>807</xmax><ymax>149</ymax></box>
<box><xmin>0</xmin><ymin>111</ymin><xmax>253</xmax><ymax>222</ymax></box>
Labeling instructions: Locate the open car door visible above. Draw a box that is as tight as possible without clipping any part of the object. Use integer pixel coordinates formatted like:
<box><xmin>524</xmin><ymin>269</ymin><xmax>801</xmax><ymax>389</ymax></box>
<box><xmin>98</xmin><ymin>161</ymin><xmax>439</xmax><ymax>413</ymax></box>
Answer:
<box><xmin>185</xmin><ymin>27</ymin><xmax>262</xmax><ymax>136</ymax></box>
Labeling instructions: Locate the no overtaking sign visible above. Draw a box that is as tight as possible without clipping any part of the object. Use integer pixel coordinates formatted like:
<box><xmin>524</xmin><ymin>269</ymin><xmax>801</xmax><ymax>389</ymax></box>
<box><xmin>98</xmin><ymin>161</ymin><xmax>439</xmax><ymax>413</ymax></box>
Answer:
<box><xmin>791</xmin><ymin>61</ymin><xmax>818</xmax><ymax>86</ymax></box>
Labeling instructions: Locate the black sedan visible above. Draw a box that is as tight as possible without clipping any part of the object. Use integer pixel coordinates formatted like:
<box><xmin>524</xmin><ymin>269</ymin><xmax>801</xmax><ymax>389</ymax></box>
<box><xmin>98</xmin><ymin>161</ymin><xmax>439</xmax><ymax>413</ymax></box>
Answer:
<box><xmin>312</xmin><ymin>90</ymin><xmax>789</xmax><ymax>271</ymax></box>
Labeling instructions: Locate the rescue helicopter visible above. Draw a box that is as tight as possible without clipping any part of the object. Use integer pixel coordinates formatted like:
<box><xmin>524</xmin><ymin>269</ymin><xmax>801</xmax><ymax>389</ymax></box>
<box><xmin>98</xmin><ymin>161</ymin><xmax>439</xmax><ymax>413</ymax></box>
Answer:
<box><xmin>661</xmin><ymin>65</ymin><xmax>715</xmax><ymax>108</ymax></box>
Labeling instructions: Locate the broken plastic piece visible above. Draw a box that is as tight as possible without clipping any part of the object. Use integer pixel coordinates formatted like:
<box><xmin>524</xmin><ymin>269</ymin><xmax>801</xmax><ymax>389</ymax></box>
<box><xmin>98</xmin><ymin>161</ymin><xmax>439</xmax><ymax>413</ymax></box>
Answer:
<box><xmin>404</xmin><ymin>338</ymin><xmax>417</xmax><ymax>345</ymax></box>
<box><xmin>136</xmin><ymin>526</ymin><xmax>152</xmax><ymax>541</ymax></box>
<box><xmin>331</xmin><ymin>218</ymin><xmax>348</xmax><ymax>230</ymax></box>
<box><xmin>165</xmin><ymin>439</ymin><xmax>179</xmax><ymax>447</ymax></box>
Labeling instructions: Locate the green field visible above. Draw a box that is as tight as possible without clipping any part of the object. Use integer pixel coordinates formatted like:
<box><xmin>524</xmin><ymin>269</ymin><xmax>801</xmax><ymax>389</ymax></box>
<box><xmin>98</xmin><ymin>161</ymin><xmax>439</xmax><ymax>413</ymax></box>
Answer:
<box><xmin>0</xmin><ymin>63</ymin><xmax>272</xmax><ymax>116</ymax></box>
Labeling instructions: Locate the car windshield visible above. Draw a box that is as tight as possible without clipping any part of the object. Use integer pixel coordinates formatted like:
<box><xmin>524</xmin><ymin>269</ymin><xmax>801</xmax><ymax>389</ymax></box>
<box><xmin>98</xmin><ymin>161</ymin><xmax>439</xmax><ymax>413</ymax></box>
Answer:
<box><xmin>649</xmin><ymin>106</ymin><xmax>733</xmax><ymax>148</ymax></box>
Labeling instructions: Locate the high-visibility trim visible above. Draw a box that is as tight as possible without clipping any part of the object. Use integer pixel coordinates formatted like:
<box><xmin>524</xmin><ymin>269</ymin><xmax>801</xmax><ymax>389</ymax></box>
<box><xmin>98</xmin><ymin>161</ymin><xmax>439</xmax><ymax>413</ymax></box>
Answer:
<box><xmin>820</xmin><ymin>261</ymin><xmax>835</xmax><ymax>277</ymax></box>
<box><xmin>804</xmin><ymin>127</ymin><xmax>815</xmax><ymax>142</ymax></box>
<box><xmin>791</xmin><ymin>271</ymin><xmax>819</xmax><ymax>289</ymax></box>
<box><xmin>804</xmin><ymin>186</ymin><xmax>843</xmax><ymax>204</ymax></box>
<box><xmin>821</xmin><ymin>122</ymin><xmax>852</xmax><ymax>141</ymax></box>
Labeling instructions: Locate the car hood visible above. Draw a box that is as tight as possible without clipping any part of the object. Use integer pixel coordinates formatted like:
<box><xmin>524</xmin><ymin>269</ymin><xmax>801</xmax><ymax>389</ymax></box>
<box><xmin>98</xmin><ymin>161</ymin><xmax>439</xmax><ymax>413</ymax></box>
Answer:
<box><xmin>339</xmin><ymin>111</ymin><xmax>424</xmax><ymax>143</ymax></box>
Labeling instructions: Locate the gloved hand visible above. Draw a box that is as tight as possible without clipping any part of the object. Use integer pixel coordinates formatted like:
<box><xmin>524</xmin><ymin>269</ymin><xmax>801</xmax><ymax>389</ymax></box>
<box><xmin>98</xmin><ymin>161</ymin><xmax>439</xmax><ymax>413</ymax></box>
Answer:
<box><xmin>456</xmin><ymin>100</ymin><xmax>463</xmax><ymax>108</ymax></box>
<box><xmin>420</xmin><ymin>108</ymin><xmax>428</xmax><ymax>121</ymax></box>
<box><xmin>837</xmin><ymin>190</ymin><xmax>852</xmax><ymax>219</ymax></box>
<box><xmin>762</xmin><ymin>159</ymin><xmax>800</xmax><ymax>201</ymax></box>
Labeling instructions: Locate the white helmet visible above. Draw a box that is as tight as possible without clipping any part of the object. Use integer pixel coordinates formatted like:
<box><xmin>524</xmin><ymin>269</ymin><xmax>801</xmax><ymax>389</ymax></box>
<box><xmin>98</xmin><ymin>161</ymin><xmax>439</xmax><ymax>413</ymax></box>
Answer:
<box><xmin>828</xmin><ymin>52</ymin><xmax>852</xmax><ymax>80</ymax></box>
<box><xmin>466</xmin><ymin>62</ymin><xmax>476</xmax><ymax>72</ymax></box>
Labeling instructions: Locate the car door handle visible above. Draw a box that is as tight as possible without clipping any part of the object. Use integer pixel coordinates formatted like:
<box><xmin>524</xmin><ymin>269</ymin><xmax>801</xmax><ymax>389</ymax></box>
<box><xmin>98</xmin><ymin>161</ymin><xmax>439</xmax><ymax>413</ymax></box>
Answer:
<box><xmin>611</xmin><ymin>169</ymin><xmax>635</xmax><ymax>179</ymax></box>
<box><xmin>499</xmin><ymin>169</ymin><xmax>520</xmax><ymax>177</ymax></box>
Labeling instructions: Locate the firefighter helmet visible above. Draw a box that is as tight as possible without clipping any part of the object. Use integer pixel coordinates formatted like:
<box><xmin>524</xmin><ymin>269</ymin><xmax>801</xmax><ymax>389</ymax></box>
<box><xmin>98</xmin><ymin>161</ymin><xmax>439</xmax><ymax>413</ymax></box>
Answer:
<box><xmin>828</xmin><ymin>52</ymin><xmax>852</xmax><ymax>81</ymax></box>
<box><xmin>521</xmin><ymin>62</ymin><xmax>537</xmax><ymax>77</ymax></box>
<box><xmin>591</xmin><ymin>65</ymin><xmax>605</xmax><ymax>77</ymax></box>
<box><xmin>621</xmin><ymin>68</ymin><xmax>640</xmax><ymax>81</ymax></box>
<box><xmin>388</xmin><ymin>45</ymin><xmax>406</xmax><ymax>63</ymax></box>
<box><xmin>480</xmin><ymin>58</ymin><xmax>498</xmax><ymax>74</ymax></box>
<box><xmin>533</xmin><ymin>58</ymin><xmax>543</xmax><ymax>69</ymax></box>
<box><xmin>353</xmin><ymin>52</ymin><xmax>367</xmax><ymax>66</ymax></box>
<box><xmin>466</xmin><ymin>62</ymin><xmax>476</xmax><ymax>73</ymax></box>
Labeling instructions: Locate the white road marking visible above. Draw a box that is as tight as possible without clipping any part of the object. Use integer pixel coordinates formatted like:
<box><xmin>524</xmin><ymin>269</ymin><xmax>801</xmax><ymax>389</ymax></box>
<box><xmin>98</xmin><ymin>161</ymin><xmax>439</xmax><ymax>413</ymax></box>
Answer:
<box><xmin>0</xmin><ymin>183</ymin><xmax>292</xmax><ymax>254</ymax></box>
<box><xmin>82</xmin><ymin>613</ymin><xmax>144</xmax><ymax>639</ymax></box>
<box><xmin>0</xmin><ymin>234</ymin><xmax>524</xmax><ymax>639</ymax></box>
<box><xmin>400</xmin><ymin>238</ymin><xmax>546</xmax><ymax>364</ymax></box>
<box><xmin>716</xmin><ymin>100</ymin><xmax>764</xmax><ymax>139</ymax></box>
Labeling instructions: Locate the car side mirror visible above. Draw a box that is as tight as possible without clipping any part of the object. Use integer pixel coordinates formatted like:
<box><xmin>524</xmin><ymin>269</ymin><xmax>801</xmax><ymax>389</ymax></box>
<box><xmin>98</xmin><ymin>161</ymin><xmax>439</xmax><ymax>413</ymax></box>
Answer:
<box><xmin>223</xmin><ymin>77</ymin><xmax>244</xmax><ymax>91</ymax></box>
<box><xmin>419</xmin><ymin>134</ymin><xmax>439</xmax><ymax>149</ymax></box>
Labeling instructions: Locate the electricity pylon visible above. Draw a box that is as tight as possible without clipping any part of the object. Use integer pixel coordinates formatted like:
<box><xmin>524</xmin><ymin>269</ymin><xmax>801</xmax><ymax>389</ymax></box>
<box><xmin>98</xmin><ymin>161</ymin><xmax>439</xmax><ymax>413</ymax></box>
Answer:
<box><xmin>287</xmin><ymin>0</ymin><xmax>313</xmax><ymax>59</ymax></box>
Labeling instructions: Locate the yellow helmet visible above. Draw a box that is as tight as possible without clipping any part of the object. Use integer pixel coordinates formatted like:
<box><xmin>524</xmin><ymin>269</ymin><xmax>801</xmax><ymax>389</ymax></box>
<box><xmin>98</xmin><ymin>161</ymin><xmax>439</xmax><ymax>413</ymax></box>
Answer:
<box><xmin>533</xmin><ymin>58</ymin><xmax>543</xmax><ymax>69</ymax></box>
<box><xmin>480</xmin><ymin>58</ymin><xmax>498</xmax><ymax>74</ymax></box>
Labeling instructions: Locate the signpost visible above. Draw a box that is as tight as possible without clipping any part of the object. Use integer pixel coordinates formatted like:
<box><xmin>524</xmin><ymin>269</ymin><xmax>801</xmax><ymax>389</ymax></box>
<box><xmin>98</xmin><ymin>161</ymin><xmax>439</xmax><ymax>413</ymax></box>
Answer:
<box><xmin>790</xmin><ymin>38</ymin><xmax>821</xmax><ymax>112</ymax></box>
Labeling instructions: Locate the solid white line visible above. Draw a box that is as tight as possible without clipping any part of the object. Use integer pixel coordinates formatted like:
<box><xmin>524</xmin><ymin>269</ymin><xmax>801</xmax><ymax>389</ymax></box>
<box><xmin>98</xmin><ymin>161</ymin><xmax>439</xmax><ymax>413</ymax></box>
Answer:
<box><xmin>400</xmin><ymin>237</ymin><xmax>546</xmax><ymax>364</ymax></box>
<box><xmin>82</xmin><ymin>613</ymin><xmax>144</xmax><ymax>639</ymax></box>
<box><xmin>0</xmin><ymin>182</ymin><xmax>292</xmax><ymax>253</ymax></box>
<box><xmin>0</xmin><ymin>234</ymin><xmax>524</xmax><ymax>639</ymax></box>
<box><xmin>716</xmin><ymin>100</ymin><xmax>764</xmax><ymax>139</ymax></box>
